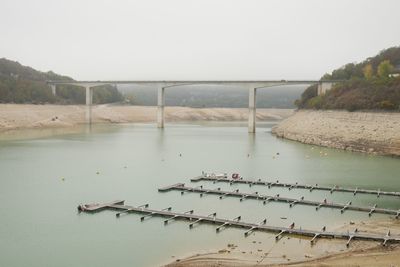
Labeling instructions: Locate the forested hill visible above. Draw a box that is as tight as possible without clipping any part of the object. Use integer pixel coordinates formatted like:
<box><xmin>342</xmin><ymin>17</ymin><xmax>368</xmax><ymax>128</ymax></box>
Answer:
<box><xmin>296</xmin><ymin>46</ymin><xmax>400</xmax><ymax>111</ymax></box>
<box><xmin>0</xmin><ymin>58</ymin><xmax>123</xmax><ymax>104</ymax></box>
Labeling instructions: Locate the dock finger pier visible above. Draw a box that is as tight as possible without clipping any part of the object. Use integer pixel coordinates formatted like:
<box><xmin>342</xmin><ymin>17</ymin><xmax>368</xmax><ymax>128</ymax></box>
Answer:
<box><xmin>78</xmin><ymin>172</ymin><xmax>400</xmax><ymax>248</ymax></box>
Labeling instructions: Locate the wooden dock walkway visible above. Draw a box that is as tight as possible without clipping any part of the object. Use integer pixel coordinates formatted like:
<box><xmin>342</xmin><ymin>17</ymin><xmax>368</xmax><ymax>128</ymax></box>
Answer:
<box><xmin>78</xmin><ymin>200</ymin><xmax>400</xmax><ymax>247</ymax></box>
<box><xmin>191</xmin><ymin>175</ymin><xmax>400</xmax><ymax>198</ymax></box>
<box><xmin>159</xmin><ymin>183</ymin><xmax>400</xmax><ymax>218</ymax></box>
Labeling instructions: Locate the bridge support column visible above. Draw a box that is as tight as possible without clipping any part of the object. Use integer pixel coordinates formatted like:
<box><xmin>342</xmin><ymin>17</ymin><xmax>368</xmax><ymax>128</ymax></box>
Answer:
<box><xmin>50</xmin><ymin>84</ymin><xmax>57</xmax><ymax>96</ymax></box>
<box><xmin>248</xmin><ymin>87</ymin><xmax>256</xmax><ymax>133</ymax></box>
<box><xmin>157</xmin><ymin>86</ymin><xmax>165</xmax><ymax>128</ymax></box>
<box><xmin>85</xmin><ymin>86</ymin><xmax>93</xmax><ymax>124</ymax></box>
<box><xmin>317</xmin><ymin>82</ymin><xmax>333</xmax><ymax>96</ymax></box>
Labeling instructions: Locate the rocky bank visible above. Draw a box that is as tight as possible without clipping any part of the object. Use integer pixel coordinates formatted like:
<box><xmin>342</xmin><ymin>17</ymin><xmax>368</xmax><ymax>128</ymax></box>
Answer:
<box><xmin>272</xmin><ymin>110</ymin><xmax>400</xmax><ymax>157</ymax></box>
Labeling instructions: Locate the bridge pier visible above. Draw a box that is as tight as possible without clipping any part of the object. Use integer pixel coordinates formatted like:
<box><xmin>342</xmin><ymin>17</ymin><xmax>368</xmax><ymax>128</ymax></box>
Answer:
<box><xmin>248</xmin><ymin>87</ymin><xmax>256</xmax><ymax>133</ymax></box>
<box><xmin>317</xmin><ymin>82</ymin><xmax>333</xmax><ymax>96</ymax></box>
<box><xmin>50</xmin><ymin>84</ymin><xmax>57</xmax><ymax>96</ymax></box>
<box><xmin>157</xmin><ymin>85</ymin><xmax>165</xmax><ymax>128</ymax></box>
<box><xmin>85</xmin><ymin>86</ymin><xmax>93</xmax><ymax>124</ymax></box>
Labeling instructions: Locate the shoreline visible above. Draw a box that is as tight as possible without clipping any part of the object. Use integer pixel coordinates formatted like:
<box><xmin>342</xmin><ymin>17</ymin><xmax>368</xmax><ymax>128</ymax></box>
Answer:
<box><xmin>272</xmin><ymin>110</ymin><xmax>400</xmax><ymax>157</ymax></box>
<box><xmin>0</xmin><ymin>104</ymin><xmax>293</xmax><ymax>132</ymax></box>
<box><xmin>166</xmin><ymin>246</ymin><xmax>400</xmax><ymax>267</ymax></box>
<box><xmin>165</xmin><ymin>219</ymin><xmax>400</xmax><ymax>267</ymax></box>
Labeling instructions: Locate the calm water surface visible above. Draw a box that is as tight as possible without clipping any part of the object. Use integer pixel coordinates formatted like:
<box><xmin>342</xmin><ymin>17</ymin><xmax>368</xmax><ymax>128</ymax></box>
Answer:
<box><xmin>0</xmin><ymin>122</ymin><xmax>399</xmax><ymax>267</ymax></box>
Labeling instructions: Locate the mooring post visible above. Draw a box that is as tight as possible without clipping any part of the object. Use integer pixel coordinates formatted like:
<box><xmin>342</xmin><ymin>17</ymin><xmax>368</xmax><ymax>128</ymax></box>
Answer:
<box><xmin>157</xmin><ymin>85</ymin><xmax>165</xmax><ymax>128</ymax></box>
<box><xmin>275</xmin><ymin>230</ymin><xmax>286</xmax><ymax>241</ymax></box>
<box><xmin>248</xmin><ymin>87</ymin><xmax>256</xmax><ymax>133</ymax></box>
<box><xmin>346</xmin><ymin>235</ymin><xmax>354</xmax><ymax>247</ymax></box>
<box><xmin>310</xmin><ymin>233</ymin><xmax>320</xmax><ymax>245</ymax></box>
<box><xmin>369</xmin><ymin>204</ymin><xmax>377</xmax><ymax>216</ymax></box>
<box><xmin>85</xmin><ymin>86</ymin><xmax>93</xmax><ymax>124</ymax></box>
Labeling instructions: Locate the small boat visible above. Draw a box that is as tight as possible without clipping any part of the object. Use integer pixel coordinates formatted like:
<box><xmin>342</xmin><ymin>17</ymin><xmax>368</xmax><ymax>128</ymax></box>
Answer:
<box><xmin>232</xmin><ymin>173</ymin><xmax>240</xmax><ymax>179</ymax></box>
<box><xmin>203</xmin><ymin>172</ymin><xmax>227</xmax><ymax>179</ymax></box>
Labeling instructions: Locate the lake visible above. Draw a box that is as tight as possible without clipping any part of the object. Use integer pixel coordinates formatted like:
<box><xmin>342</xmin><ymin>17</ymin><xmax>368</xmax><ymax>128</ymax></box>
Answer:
<box><xmin>0</xmin><ymin>122</ymin><xmax>399</xmax><ymax>266</ymax></box>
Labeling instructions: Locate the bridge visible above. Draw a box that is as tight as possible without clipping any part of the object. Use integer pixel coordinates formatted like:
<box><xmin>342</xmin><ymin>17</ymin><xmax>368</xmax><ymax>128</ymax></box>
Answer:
<box><xmin>47</xmin><ymin>80</ymin><xmax>337</xmax><ymax>133</ymax></box>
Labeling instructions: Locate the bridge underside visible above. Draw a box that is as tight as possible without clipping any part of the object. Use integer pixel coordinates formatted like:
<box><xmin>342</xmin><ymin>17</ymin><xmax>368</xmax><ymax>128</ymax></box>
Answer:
<box><xmin>47</xmin><ymin>80</ymin><xmax>335</xmax><ymax>133</ymax></box>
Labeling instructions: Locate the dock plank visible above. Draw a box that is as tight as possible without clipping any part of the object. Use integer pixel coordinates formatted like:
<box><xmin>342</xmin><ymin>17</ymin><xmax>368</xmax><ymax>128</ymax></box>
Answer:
<box><xmin>79</xmin><ymin>201</ymin><xmax>400</xmax><ymax>246</ymax></box>
<box><xmin>160</xmin><ymin>184</ymin><xmax>400</xmax><ymax>217</ymax></box>
<box><xmin>191</xmin><ymin>176</ymin><xmax>400</xmax><ymax>198</ymax></box>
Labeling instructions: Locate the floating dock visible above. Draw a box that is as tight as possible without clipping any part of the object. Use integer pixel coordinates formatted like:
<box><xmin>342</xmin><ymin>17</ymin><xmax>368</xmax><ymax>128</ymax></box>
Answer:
<box><xmin>159</xmin><ymin>183</ymin><xmax>400</xmax><ymax>218</ymax></box>
<box><xmin>78</xmin><ymin>200</ymin><xmax>400</xmax><ymax>247</ymax></box>
<box><xmin>191</xmin><ymin>175</ymin><xmax>400</xmax><ymax>198</ymax></box>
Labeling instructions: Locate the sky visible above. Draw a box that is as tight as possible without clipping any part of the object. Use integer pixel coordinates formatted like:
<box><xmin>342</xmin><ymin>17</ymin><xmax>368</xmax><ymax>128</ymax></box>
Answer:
<box><xmin>1</xmin><ymin>0</ymin><xmax>400</xmax><ymax>80</ymax></box>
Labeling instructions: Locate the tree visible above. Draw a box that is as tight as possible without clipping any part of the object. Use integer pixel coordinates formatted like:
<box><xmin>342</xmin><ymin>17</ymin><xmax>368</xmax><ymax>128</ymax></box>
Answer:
<box><xmin>377</xmin><ymin>60</ymin><xmax>394</xmax><ymax>78</ymax></box>
<box><xmin>362</xmin><ymin>64</ymin><xmax>374</xmax><ymax>80</ymax></box>
<box><xmin>321</xmin><ymin>73</ymin><xmax>332</xmax><ymax>80</ymax></box>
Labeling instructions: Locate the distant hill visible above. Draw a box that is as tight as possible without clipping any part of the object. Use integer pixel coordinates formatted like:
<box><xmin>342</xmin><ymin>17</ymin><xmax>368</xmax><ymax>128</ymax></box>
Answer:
<box><xmin>0</xmin><ymin>58</ymin><xmax>305</xmax><ymax>108</ymax></box>
<box><xmin>0</xmin><ymin>58</ymin><xmax>123</xmax><ymax>104</ymax></box>
<box><xmin>0</xmin><ymin>58</ymin><xmax>73</xmax><ymax>82</ymax></box>
<box><xmin>296</xmin><ymin>46</ymin><xmax>400</xmax><ymax>111</ymax></box>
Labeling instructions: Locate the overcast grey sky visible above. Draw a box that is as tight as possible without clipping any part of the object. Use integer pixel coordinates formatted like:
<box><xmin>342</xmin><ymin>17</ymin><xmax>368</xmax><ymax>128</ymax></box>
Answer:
<box><xmin>1</xmin><ymin>0</ymin><xmax>400</xmax><ymax>80</ymax></box>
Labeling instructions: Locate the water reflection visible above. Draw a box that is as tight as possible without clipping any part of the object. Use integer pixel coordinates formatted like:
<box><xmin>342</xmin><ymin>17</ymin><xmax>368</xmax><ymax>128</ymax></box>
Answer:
<box><xmin>0</xmin><ymin>123</ymin><xmax>399</xmax><ymax>267</ymax></box>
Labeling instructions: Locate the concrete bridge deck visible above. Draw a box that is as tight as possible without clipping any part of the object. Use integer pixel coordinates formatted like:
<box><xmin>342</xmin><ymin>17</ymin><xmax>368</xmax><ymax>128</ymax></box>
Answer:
<box><xmin>78</xmin><ymin>200</ymin><xmax>400</xmax><ymax>247</ymax></box>
<box><xmin>159</xmin><ymin>183</ymin><xmax>400</xmax><ymax>217</ymax></box>
<box><xmin>47</xmin><ymin>79</ymin><xmax>341</xmax><ymax>132</ymax></box>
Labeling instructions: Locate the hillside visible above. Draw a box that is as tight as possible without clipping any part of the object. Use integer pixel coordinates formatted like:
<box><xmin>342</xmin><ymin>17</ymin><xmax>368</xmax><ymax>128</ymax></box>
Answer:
<box><xmin>296</xmin><ymin>46</ymin><xmax>400</xmax><ymax>111</ymax></box>
<box><xmin>0</xmin><ymin>58</ymin><xmax>305</xmax><ymax>108</ymax></box>
<box><xmin>0</xmin><ymin>58</ymin><xmax>123</xmax><ymax>104</ymax></box>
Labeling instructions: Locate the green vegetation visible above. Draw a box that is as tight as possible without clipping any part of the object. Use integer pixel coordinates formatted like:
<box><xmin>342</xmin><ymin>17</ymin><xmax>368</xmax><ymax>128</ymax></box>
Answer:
<box><xmin>0</xmin><ymin>58</ymin><xmax>123</xmax><ymax>104</ymax></box>
<box><xmin>296</xmin><ymin>47</ymin><xmax>400</xmax><ymax>111</ymax></box>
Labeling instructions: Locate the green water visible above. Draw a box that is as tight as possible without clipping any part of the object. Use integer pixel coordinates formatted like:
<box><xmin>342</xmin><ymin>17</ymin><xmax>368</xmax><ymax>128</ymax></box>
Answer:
<box><xmin>0</xmin><ymin>122</ymin><xmax>399</xmax><ymax>267</ymax></box>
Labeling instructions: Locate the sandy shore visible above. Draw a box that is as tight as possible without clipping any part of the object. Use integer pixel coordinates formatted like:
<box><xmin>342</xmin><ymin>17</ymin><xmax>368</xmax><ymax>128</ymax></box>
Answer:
<box><xmin>0</xmin><ymin>104</ymin><xmax>293</xmax><ymax>131</ymax></box>
<box><xmin>272</xmin><ymin>110</ymin><xmax>400</xmax><ymax>157</ymax></box>
<box><xmin>166</xmin><ymin>219</ymin><xmax>400</xmax><ymax>267</ymax></box>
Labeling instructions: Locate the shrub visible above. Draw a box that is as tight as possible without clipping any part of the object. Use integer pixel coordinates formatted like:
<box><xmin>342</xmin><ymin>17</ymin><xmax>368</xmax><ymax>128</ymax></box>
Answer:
<box><xmin>379</xmin><ymin>100</ymin><xmax>396</xmax><ymax>110</ymax></box>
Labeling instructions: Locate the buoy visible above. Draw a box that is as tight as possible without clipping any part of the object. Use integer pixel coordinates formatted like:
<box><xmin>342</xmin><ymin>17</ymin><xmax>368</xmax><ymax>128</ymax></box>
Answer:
<box><xmin>96</xmin><ymin>171</ymin><xmax>100</xmax><ymax>175</ymax></box>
